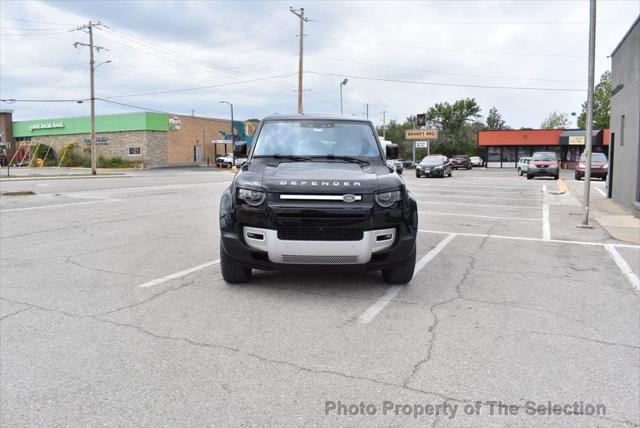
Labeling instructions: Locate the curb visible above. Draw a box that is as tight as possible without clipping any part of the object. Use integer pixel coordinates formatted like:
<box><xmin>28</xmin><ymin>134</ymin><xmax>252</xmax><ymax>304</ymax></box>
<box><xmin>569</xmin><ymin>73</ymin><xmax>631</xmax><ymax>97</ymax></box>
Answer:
<box><xmin>0</xmin><ymin>174</ymin><xmax>128</xmax><ymax>182</ymax></box>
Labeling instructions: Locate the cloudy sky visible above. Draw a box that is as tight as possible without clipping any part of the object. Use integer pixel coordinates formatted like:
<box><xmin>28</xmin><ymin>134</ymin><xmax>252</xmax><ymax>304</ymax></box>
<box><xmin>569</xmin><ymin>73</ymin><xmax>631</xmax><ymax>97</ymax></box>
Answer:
<box><xmin>1</xmin><ymin>0</ymin><xmax>639</xmax><ymax>129</ymax></box>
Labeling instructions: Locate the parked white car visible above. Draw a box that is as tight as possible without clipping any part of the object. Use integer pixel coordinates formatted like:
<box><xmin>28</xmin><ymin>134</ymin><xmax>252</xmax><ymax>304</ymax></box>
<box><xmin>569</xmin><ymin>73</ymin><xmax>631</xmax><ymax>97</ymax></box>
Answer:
<box><xmin>517</xmin><ymin>157</ymin><xmax>532</xmax><ymax>176</ymax></box>
<box><xmin>469</xmin><ymin>156</ymin><xmax>484</xmax><ymax>167</ymax></box>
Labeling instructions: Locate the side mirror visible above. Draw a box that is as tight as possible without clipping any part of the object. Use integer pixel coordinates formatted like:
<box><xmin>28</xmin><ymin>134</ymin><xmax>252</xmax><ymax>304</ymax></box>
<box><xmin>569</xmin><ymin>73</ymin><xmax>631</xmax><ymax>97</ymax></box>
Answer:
<box><xmin>385</xmin><ymin>143</ymin><xmax>398</xmax><ymax>159</ymax></box>
<box><xmin>233</xmin><ymin>142</ymin><xmax>247</xmax><ymax>157</ymax></box>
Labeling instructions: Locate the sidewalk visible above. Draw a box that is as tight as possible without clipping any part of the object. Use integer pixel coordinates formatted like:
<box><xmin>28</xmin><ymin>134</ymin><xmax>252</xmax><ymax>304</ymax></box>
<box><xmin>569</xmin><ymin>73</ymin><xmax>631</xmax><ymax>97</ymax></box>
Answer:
<box><xmin>590</xmin><ymin>197</ymin><xmax>640</xmax><ymax>244</ymax></box>
<box><xmin>0</xmin><ymin>167</ymin><xmax>130</xmax><ymax>180</ymax></box>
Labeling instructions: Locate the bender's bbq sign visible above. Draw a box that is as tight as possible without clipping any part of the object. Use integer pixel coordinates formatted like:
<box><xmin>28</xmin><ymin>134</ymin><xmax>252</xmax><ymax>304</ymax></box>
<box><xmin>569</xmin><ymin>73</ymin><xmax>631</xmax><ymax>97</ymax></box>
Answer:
<box><xmin>405</xmin><ymin>129</ymin><xmax>438</xmax><ymax>140</ymax></box>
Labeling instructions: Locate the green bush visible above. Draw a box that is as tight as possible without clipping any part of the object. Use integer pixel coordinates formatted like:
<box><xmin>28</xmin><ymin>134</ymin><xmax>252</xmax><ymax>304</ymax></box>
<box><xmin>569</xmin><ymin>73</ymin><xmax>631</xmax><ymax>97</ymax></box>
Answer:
<box><xmin>58</xmin><ymin>143</ymin><xmax>86</xmax><ymax>167</ymax></box>
<box><xmin>97</xmin><ymin>156</ymin><xmax>139</xmax><ymax>168</ymax></box>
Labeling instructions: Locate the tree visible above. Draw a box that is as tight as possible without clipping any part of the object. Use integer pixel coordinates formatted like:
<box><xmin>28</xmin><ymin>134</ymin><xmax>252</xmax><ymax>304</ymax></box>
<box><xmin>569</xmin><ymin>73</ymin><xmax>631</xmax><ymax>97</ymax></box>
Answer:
<box><xmin>425</xmin><ymin>98</ymin><xmax>481</xmax><ymax>131</ymax></box>
<box><xmin>424</xmin><ymin>98</ymin><xmax>482</xmax><ymax>157</ymax></box>
<box><xmin>486</xmin><ymin>106</ymin><xmax>507</xmax><ymax>130</ymax></box>
<box><xmin>577</xmin><ymin>71</ymin><xmax>611</xmax><ymax>129</ymax></box>
<box><xmin>540</xmin><ymin>111</ymin><xmax>569</xmax><ymax>129</ymax></box>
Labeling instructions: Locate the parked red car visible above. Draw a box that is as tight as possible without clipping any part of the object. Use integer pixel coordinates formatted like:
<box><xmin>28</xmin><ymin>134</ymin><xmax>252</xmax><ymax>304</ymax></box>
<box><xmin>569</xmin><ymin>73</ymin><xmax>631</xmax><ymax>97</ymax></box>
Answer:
<box><xmin>575</xmin><ymin>152</ymin><xmax>608</xmax><ymax>181</ymax></box>
<box><xmin>451</xmin><ymin>155</ymin><xmax>471</xmax><ymax>170</ymax></box>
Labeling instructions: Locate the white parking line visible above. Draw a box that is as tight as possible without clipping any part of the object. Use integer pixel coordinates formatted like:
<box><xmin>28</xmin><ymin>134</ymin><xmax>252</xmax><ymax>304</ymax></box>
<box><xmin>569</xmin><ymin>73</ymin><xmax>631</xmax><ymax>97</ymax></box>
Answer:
<box><xmin>417</xmin><ymin>201</ymin><xmax>542</xmax><ymax>210</ymax></box>
<box><xmin>137</xmin><ymin>260</ymin><xmax>220</xmax><ymax>288</ymax></box>
<box><xmin>411</xmin><ymin>183</ymin><xmax>542</xmax><ymax>190</ymax></box>
<box><xmin>595</xmin><ymin>186</ymin><xmax>607</xmax><ymax>197</ymax></box>
<box><xmin>357</xmin><ymin>233</ymin><xmax>457</xmax><ymax>324</ymax></box>
<box><xmin>418</xmin><ymin>229</ymin><xmax>640</xmax><ymax>249</ymax></box>
<box><xmin>605</xmin><ymin>245</ymin><xmax>640</xmax><ymax>292</ymax></box>
<box><xmin>542</xmin><ymin>185</ymin><xmax>550</xmax><ymax>240</ymax></box>
<box><xmin>0</xmin><ymin>199</ymin><xmax>119</xmax><ymax>213</ymax></box>
<box><xmin>409</xmin><ymin>194</ymin><xmax>540</xmax><ymax>202</ymax></box>
<box><xmin>421</xmin><ymin>211</ymin><xmax>541</xmax><ymax>221</ymax></box>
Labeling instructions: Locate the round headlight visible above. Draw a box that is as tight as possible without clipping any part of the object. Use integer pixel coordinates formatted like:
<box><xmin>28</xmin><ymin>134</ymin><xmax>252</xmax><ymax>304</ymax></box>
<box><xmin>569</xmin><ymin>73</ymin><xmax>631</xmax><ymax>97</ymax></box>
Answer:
<box><xmin>237</xmin><ymin>188</ymin><xmax>266</xmax><ymax>206</ymax></box>
<box><xmin>375</xmin><ymin>190</ymin><xmax>401</xmax><ymax>208</ymax></box>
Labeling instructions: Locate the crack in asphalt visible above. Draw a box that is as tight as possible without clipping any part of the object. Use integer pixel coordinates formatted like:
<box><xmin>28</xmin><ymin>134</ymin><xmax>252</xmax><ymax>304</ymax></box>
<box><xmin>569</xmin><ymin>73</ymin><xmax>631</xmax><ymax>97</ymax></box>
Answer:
<box><xmin>1</xmin><ymin>296</ymin><xmax>638</xmax><ymax>426</ymax></box>
<box><xmin>402</xmin><ymin>233</ymin><xmax>492</xmax><ymax>389</ymax></box>
<box><xmin>504</xmin><ymin>328</ymin><xmax>640</xmax><ymax>350</ymax></box>
<box><xmin>0</xmin><ymin>306</ymin><xmax>32</xmax><ymax>322</ymax></box>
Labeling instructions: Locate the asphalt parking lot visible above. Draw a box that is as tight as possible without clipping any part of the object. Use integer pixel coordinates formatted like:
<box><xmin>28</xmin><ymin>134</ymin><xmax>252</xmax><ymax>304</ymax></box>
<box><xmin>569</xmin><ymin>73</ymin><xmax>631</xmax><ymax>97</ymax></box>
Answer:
<box><xmin>1</xmin><ymin>167</ymin><xmax>638</xmax><ymax>427</ymax></box>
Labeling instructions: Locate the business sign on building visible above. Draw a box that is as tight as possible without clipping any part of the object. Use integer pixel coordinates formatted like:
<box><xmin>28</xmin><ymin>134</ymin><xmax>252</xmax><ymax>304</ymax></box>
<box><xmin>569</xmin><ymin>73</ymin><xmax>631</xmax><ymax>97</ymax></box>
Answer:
<box><xmin>569</xmin><ymin>136</ymin><xmax>585</xmax><ymax>145</ymax></box>
<box><xmin>29</xmin><ymin>121</ymin><xmax>64</xmax><ymax>132</ymax></box>
<box><xmin>405</xmin><ymin>129</ymin><xmax>438</xmax><ymax>140</ymax></box>
<box><xmin>84</xmin><ymin>136</ymin><xmax>109</xmax><ymax>145</ymax></box>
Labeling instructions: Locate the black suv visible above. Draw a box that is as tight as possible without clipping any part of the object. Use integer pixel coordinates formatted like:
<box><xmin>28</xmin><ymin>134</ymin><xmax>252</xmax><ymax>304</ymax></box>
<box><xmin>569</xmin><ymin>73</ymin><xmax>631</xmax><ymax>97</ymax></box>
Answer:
<box><xmin>219</xmin><ymin>115</ymin><xmax>418</xmax><ymax>284</ymax></box>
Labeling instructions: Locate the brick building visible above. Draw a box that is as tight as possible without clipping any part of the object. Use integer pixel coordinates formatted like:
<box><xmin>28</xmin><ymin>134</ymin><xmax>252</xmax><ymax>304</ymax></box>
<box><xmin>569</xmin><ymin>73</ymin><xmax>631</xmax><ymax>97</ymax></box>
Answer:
<box><xmin>6</xmin><ymin>111</ymin><xmax>256</xmax><ymax>168</ymax></box>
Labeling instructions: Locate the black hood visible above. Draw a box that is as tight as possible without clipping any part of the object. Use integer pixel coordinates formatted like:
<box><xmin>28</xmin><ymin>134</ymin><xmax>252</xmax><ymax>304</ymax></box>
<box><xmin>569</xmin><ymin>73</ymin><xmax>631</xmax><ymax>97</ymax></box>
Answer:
<box><xmin>235</xmin><ymin>160</ymin><xmax>403</xmax><ymax>194</ymax></box>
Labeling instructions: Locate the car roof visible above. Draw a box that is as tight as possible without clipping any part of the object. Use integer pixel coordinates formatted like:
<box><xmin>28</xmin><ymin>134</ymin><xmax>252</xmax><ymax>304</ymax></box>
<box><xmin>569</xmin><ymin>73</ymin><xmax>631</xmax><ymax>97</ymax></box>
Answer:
<box><xmin>262</xmin><ymin>114</ymin><xmax>372</xmax><ymax>123</ymax></box>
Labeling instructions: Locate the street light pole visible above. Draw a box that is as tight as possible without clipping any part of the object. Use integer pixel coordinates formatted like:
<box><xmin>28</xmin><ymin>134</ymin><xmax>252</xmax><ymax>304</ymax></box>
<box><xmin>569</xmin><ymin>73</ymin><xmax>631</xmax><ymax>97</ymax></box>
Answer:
<box><xmin>219</xmin><ymin>101</ymin><xmax>235</xmax><ymax>171</ymax></box>
<box><xmin>581</xmin><ymin>0</ymin><xmax>597</xmax><ymax>226</ymax></box>
<box><xmin>339</xmin><ymin>78</ymin><xmax>348</xmax><ymax>114</ymax></box>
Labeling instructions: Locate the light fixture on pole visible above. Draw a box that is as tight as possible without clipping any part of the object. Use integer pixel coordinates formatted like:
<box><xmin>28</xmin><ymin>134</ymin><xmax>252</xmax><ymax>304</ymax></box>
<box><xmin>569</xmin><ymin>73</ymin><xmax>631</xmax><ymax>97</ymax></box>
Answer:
<box><xmin>339</xmin><ymin>78</ymin><xmax>348</xmax><ymax>114</ymax></box>
<box><xmin>219</xmin><ymin>101</ymin><xmax>236</xmax><ymax>172</ymax></box>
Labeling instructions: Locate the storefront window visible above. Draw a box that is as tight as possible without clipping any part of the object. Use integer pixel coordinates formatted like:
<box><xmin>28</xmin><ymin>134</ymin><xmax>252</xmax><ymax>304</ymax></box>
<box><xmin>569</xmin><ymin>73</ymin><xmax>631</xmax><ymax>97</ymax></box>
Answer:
<box><xmin>502</xmin><ymin>147</ymin><xmax>516</xmax><ymax>162</ymax></box>
<box><xmin>487</xmin><ymin>147</ymin><xmax>500</xmax><ymax>162</ymax></box>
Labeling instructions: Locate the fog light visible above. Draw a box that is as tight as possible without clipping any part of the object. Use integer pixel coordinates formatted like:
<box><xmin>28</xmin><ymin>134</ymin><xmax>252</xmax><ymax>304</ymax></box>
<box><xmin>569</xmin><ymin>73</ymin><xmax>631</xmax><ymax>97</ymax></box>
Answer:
<box><xmin>377</xmin><ymin>234</ymin><xmax>393</xmax><ymax>241</ymax></box>
<box><xmin>247</xmin><ymin>232</ymin><xmax>264</xmax><ymax>240</ymax></box>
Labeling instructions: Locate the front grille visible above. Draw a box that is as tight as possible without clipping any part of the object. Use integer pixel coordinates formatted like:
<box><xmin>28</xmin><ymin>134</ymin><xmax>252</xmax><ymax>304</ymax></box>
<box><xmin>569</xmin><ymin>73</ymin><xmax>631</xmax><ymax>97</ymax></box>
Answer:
<box><xmin>277</xmin><ymin>229</ymin><xmax>363</xmax><ymax>241</ymax></box>
<box><xmin>281</xmin><ymin>254</ymin><xmax>360</xmax><ymax>264</ymax></box>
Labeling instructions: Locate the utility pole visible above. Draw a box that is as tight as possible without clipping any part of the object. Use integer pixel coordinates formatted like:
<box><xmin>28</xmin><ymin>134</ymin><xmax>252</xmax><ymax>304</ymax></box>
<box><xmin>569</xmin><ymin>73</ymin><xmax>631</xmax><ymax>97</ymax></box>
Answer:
<box><xmin>74</xmin><ymin>21</ymin><xmax>107</xmax><ymax>175</ymax></box>
<box><xmin>581</xmin><ymin>0</ymin><xmax>597</xmax><ymax>226</ymax></box>
<box><xmin>365</xmin><ymin>104</ymin><xmax>369</xmax><ymax>119</ymax></box>
<box><xmin>290</xmin><ymin>7</ymin><xmax>309</xmax><ymax>114</ymax></box>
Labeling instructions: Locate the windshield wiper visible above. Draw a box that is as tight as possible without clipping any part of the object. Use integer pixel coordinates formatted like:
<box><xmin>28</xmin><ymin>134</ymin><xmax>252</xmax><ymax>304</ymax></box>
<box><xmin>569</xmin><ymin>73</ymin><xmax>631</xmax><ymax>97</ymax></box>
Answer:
<box><xmin>313</xmin><ymin>155</ymin><xmax>370</xmax><ymax>165</ymax></box>
<box><xmin>254</xmin><ymin>154</ymin><xmax>313</xmax><ymax>162</ymax></box>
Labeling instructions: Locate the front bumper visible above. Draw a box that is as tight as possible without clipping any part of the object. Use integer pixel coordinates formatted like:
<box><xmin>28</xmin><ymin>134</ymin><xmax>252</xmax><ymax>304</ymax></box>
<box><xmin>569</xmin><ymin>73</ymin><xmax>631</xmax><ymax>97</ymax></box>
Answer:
<box><xmin>529</xmin><ymin>166</ymin><xmax>559</xmax><ymax>176</ymax></box>
<box><xmin>416</xmin><ymin>168</ymin><xmax>444</xmax><ymax>177</ymax></box>
<box><xmin>576</xmin><ymin>168</ymin><xmax>607</xmax><ymax>178</ymax></box>
<box><xmin>221</xmin><ymin>225</ymin><xmax>416</xmax><ymax>272</ymax></box>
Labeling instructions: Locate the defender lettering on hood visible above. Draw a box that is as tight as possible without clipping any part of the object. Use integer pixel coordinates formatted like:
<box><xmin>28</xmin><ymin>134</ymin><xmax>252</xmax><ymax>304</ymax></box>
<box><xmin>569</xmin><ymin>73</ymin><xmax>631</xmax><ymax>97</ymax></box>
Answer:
<box><xmin>279</xmin><ymin>181</ymin><xmax>361</xmax><ymax>187</ymax></box>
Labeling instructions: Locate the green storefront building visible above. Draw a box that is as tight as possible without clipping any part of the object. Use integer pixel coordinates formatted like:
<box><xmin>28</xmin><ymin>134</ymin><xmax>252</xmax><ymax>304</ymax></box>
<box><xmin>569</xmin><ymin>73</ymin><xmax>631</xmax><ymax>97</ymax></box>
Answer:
<box><xmin>7</xmin><ymin>111</ymin><xmax>242</xmax><ymax>167</ymax></box>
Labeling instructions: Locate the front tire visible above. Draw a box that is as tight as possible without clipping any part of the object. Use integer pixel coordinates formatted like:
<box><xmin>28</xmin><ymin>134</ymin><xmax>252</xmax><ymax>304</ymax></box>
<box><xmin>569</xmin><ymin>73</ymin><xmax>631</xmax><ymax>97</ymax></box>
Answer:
<box><xmin>527</xmin><ymin>174</ymin><xmax>533</xmax><ymax>180</ymax></box>
<box><xmin>220</xmin><ymin>242</ymin><xmax>252</xmax><ymax>283</ymax></box>
<box><xmin>575</xmin><ymin>173</ymin><xmax>582</xmax><ymax>181</ymax></box>
<box><xmin>382</xmin><ymin>245</ymin><xmax>416</xmax><ymax>284</ymax></box>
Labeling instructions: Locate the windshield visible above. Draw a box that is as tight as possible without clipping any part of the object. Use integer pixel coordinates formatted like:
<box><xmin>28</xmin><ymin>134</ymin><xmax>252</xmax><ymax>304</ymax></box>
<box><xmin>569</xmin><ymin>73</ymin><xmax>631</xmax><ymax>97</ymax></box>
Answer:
<box><xmin>532</xmin><ymin>152</ymin><xmax>557</xmax><ymax>161</ymax></box>
<box><xmin>580</xmin><ymin>153</ymin><xmax>608</xmax><ymax>162</ymax></box>
<box><xmin>253</xmin><ymin>120</ymin><xmax>382</xmax><ymax>159</ymax></box>
<box><xmin>421</xmin><ymin>156</ymin><xmax>444</xmax><ymax>166</ymax></box>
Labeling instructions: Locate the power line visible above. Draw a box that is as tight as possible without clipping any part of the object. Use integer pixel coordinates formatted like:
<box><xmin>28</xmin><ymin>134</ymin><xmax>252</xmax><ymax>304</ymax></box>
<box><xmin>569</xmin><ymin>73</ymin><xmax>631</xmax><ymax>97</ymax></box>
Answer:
<box><xmin>306</xmin><ymin>54</ymin><xmax>583</xmax><ymax>83</ymax></box>
<box><xmin>103</xmin><ymin>72</ymin><xmax>299</xmax><ymax>99</ymax></box>
<box><xmin>314</xmin><ymin>11</ymin><xmax>626</xmax><ymax>25</ymax></box>
<box><xmin>311</xmin><ymin>36</ymin><xmax>590</xmax><ymax>59</ymax></box>
<box><xmin>0</xmin><ymin>15</ymin><xmax>77</xmax><ymax>26</ymax></box>
<box><xmin>306</xmin><ymin>71</ymin><xmax>586</xmax><ymax>92</ymax></box>
<box><xmin>1</xmin><ymin>98</ymin><xmax>88</xmax><ymax>103</ymax></box>
<box><xmin>97</xmin><ymin>98</ymin><xmax>168</xmax><ymax>113</ymax></box>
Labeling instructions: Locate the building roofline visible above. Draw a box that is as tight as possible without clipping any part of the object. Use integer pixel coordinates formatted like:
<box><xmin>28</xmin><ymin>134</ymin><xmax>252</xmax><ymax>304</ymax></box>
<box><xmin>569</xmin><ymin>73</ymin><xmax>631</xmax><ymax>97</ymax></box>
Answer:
<box><xmin>611</xmin><ymin>15</ymin><xmax>640</xmax><ymax>57</ymax></box>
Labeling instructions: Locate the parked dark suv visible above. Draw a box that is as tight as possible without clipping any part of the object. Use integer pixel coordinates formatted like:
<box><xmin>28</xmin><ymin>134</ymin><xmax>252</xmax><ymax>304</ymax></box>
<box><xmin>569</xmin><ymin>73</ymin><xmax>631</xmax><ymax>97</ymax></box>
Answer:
<box><xmin>219</xmin><ymin>115</ymin><xmax>418</xmax><ymax>284</ymax></box>
<box><xmin>451</xmin><ymin>155</ymin><xmax>471</xmax><ymax>170</ymax></box>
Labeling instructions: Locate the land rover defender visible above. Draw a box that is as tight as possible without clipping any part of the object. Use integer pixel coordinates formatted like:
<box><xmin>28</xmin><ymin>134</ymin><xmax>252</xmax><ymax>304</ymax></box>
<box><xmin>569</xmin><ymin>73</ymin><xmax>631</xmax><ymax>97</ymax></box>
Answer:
<box><xmin>219</xmin><ymin>115</ymin><xmax>418</xmax><ymax>284</ymax></box>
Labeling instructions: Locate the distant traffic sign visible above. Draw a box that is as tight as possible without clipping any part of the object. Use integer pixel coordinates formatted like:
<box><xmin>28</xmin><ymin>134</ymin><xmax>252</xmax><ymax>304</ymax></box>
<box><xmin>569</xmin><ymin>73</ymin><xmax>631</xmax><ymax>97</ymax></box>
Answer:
<box><xmin>415</xmin><ymin>141</ymin><xmax>428</xmax><ymax>148</ymax></box>
<box><xmin>405</xmin><ymin>129</ymin><xmax>438</xmax><ymax>140</ymax></box>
